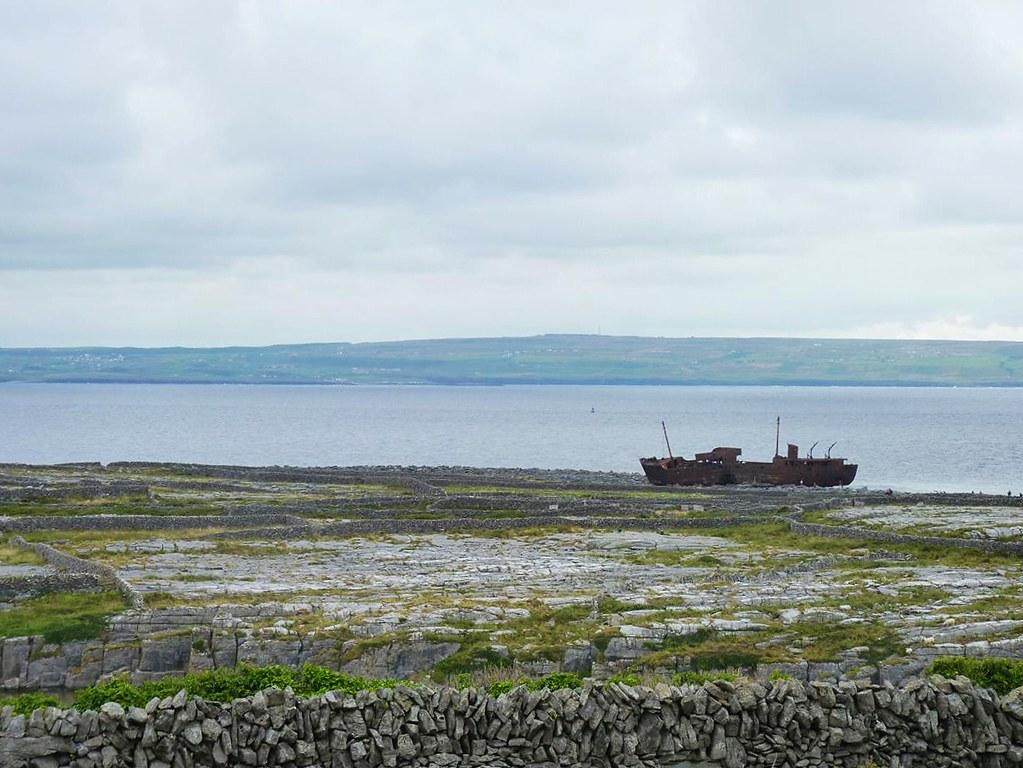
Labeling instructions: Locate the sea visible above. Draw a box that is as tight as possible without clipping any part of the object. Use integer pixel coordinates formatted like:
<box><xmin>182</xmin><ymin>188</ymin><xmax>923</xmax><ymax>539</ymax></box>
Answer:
<box><xmin>1</xmin><ymin>383</ymin><xmax>1021</xmax><ymax>494</ymax></box>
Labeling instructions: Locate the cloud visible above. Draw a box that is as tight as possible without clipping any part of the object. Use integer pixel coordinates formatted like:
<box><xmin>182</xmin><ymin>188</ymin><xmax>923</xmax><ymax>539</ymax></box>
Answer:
<box><xmin>850</xmin><ymin>316</ymin><xmax>1023</xmax><ymax>343</ymax></box>
<box><xmin>1</xmin><ymin>2</ymin><xmax>1023</xmax><ymax>344</ymax></box>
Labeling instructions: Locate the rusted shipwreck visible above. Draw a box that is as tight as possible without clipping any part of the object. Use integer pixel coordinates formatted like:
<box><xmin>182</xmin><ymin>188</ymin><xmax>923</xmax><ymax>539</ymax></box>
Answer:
<box><xmin>640</xmin><ymin>419</ymin><xmax>858</xmax><ymax>487</ymax></box>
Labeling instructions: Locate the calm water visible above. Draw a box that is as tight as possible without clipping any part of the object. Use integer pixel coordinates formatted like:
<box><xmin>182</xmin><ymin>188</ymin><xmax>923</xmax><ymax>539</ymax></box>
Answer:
<box><xmin>1</xmin><ymin>383</ymin><xmax>1022</xmax><ymax>493</ymax></box>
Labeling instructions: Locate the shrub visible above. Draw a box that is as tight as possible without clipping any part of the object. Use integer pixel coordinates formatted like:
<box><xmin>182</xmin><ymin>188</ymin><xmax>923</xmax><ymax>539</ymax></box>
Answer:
<box><xmin>0</xmin><ymin>692</ymin><xmax>60</xmax><ymax>715</ymax></box>
<box><xmin>74</xmin><ymin>664</ymin><xmax>404</xmax><ymax>711</ymax></box>
<box><xmin>430</xmin><ymin>643</ymin><xmax>511</xmax><ymax>682</ymax></box>
<box><xmin>673</xmin><ymin>669</ymin><xmax>739</xmax><ymax>686</ymax></box>
<box><xmin>606</xmin><ymin>672</ymin><xmax>642</xmax><ymax>686</ymax></box>
<box><xmin>930</xmin><ymin>657</ymin><xmax>1023</xmax><ymax>695</ymax></box>
<box><xmin>530</xmin><ymin>672</ymin><xmax>583</xmax><ymax>691</ymax></box>
<box><xmin>487</xmin><ymin>672</ymin><xmax>583</xmax><ymax>697</ymax></box>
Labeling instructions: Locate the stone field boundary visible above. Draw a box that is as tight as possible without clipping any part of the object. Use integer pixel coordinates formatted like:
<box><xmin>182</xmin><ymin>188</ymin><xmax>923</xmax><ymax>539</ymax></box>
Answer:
<box><xmin>3</xmin><ymin>676</ymin><xmax>1022</xmax><ymax>768</ymax></box>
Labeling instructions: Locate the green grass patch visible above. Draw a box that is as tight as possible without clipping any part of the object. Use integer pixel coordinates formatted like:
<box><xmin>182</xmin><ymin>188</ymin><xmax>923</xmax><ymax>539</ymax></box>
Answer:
<box><xmin>0</xmin><ymin>541</ymin><xmax>46</xmax><ymax>566</ymax></box>
<box><xmin>624</xmin><ymin>549</ymin><xmax>726</xmax><ymax>567</ymax></box>
<box><xmin>340</xmin><ymin>631</ymin><xmax>412</xmax><ymax>663</ymax></box>
<box><xmin>0</xmin><ymin>496</ymin><xmax>147</xmax><ymax>515</ymax></box>
<box><xmin>491</xmin><ymin>599</ymin><xmax>601</xmax><ymax>662</ymax></box>
<box><xmin>657</xmin><ymin>628</ymin><xmax>719</xmax><ymax>650</ymax></box>
<box><xmin>430</xmin><ymin>639</ymin><xmax>511</xmax><ymax>682</ymax></box>
<box><xmin>0</xmin><ymin>692</ymin><xmax>61</xmax><ymax>715</ymax></box>
<box><xmin>815</xmin><ymin>584</ymin><xmax>953</xmax><ymax>614</ymax></box>
<box><xmin>673</xmin><ymin>669</ymin><xmax>740</xmax><ymax>685</ymax></box>
<box><xmin>0</xmin><ymin>591</ymin><xmax>126</xmax><ymax>643</ymax></box>
<box><xmin>22</xmin><ymin>529</ymin><xmax>219</xmax><ymax>548</ymax></box>
<box><xmin>790</xmin><ymin>621</ymin><xmax>902</xmax><ymax>664</ymax></box>
<box><xmin>597</xmin><ymin>596</ymin><xmax>649</xmax><ymax>614</ymax></box>
<box><xmin>484</xmin><ymin>672</ymin><xmax>583</xmax><ymax>697</ymax></box>
<box><xmin>468</xmin><ymin>525</ymin><xmax>584</xmax><ymax>539</ymax></box>
<box><xmin>703</xmin><ymin>521</ymin><xmax>1022</xmax><ymax>568</ymax></box>
<box><xmin>634</xmin><ymin>630</ymin><xmax>777</xmax><ymax>672</ymax></box>
<box><xmin>944</xmin><ymin>586</ymin><xmax>1023</xmax><ymax>619</ymax></box>
<box><xmin>441</xmin><ymin>485</ymin><xmax>702</xmax><ymax>500</ymax></box>
<box><xmin>209</xmin><ymin>541</ymin><xmax>294</xmax><ymax>557</ymax></box>
<box><xmin>930</xmin><ymin>657</ymin><xmax>1023</xmax><ymax>695</ymax></box>
<box><xmin>691</xmin><ymin>651</ymin><xmax>761</xmax><ymax>671</ymax></box>
<box><xmin>74</xmin><ymin>663</ymin><xmax>404</xmax><ymax>711</ymax></box>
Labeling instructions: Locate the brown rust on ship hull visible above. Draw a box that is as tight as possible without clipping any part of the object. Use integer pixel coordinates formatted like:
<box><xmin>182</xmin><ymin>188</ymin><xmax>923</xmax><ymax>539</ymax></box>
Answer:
<box><xmin>640</xmin><ymin>449</ymin><xmax>858</xmax><ymax>488</ymax></box>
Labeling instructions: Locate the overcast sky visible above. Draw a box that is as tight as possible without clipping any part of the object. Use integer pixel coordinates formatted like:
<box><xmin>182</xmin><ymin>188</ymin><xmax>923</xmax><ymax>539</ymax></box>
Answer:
<box><xmin>2</xmin><ymin>2</ymin><xmax>1023</xmax><ymax>347</ymax></box>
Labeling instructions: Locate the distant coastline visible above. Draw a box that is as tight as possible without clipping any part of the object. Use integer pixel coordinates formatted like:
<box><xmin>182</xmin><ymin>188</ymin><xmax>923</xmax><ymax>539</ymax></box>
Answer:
<box><xmin>2</xmin><ymin>380</ymin><xmax>1021</xmax><ymax>389</ymax></box>
<box><xmin>3</xmin><ymin>334</ymin><xmax>1023</xmax><ymax>387</ymax></box>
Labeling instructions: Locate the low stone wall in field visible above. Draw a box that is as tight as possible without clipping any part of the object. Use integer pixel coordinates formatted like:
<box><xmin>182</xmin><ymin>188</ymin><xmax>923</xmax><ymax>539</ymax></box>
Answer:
<box><xmin>0</xmin><ymin>514</ymin><xmax>307</xmax><ymax>533</ymax></box>
<box><xmin>0</xmin><ymin>480</ymin><xmax>150</xmax><ymax>503</ymax></box>
<box><xmin>4</xmin><ymin>676</ymin><xmax>1023</xmax><ymax>768</ymax></box>
<box><xmin>0</xmin><ymin>573</ymin><xmax>103</xmax><ymax>601</ymax></box>
<box><xmin>787</xmin><ymin>520</ymin><xmax>1023</xmax><ymax>556</ymax></box>
<box><xmin>10</xmin><ymin>538</ymin><xmax>145</xmax><ymax>611</ymax></box>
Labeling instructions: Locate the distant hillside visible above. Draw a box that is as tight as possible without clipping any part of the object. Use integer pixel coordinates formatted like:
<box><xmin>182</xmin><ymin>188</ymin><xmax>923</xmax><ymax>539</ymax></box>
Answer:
<box><xmin>2</xmin><ymin>335</ymin><xmax>1023</xmax><ymax>386</ymax></box>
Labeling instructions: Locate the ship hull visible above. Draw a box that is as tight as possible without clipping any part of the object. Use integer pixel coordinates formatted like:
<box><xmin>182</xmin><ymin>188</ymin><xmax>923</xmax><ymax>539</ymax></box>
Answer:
<box><xmin>640</xmin><ymin>457</ymin><xmax>857</xmax><ymax>487</ymax></box>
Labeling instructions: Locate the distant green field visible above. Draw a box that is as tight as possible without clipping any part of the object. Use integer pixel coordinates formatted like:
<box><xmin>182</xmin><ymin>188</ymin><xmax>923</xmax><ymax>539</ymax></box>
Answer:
<box><xmin>2</xmin><ymin>334</ymin><xmax>1023</xmax><ymax>386</ymax></box>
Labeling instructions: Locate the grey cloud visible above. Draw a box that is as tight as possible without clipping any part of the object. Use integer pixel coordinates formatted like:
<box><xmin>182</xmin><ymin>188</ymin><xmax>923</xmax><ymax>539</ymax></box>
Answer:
<box><xmin>1</xmin><ymin>2</ymin><xmax>1022</xmax><ymax>343</ymax></box>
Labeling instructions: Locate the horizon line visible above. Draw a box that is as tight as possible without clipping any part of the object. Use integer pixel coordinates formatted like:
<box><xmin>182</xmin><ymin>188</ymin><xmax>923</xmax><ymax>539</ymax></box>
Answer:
<box><xmin>4</xmin><ymin>332</ymin><xmax>1023</xmax><ymax>351</ymax></box>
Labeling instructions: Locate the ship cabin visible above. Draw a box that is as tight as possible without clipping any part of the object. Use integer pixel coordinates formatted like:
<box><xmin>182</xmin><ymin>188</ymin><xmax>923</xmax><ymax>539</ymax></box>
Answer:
<box><xmin>694</xmin><ymin>447</ymin><xmax>742</xmax><ymax>464</ymax></box>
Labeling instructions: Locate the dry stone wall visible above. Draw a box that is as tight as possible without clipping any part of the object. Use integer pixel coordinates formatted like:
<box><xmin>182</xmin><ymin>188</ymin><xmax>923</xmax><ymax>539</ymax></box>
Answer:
<box><xmin>10</xmin><ymin>538</ymin><xmax>144</xmax><ymax>610</ymax></box>
<box><xmin>0</xmin><ymin>515</ymin><xmax>306</xmax><ymax>534</ymax></box>
<box><xmin>0</xmin><ymin>573</ymin><xmax>102</xmax><ymax>602</ymax></box>
<box><xmin>5</xmin><ymin>676</ymin><xmax>1023</xmax><ymax>768</ymax></box>
<box><xmin>0</xmin><ymin>481</ymin><xmax>149</xmax><ymax>503</ymax></box>
<box><xmin>314</xmin><ymin>516</ymin><xmax>749</xmax><ymax>537</ymax></box>
<box><xmin>787</xmin><ymin>521</ymin><xmax>1023</xmax><ymax>556</ymax></box>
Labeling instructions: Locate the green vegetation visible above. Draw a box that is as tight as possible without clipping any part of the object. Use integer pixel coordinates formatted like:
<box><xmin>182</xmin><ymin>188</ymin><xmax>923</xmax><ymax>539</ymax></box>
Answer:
<box><xmin>0</xmin><ymin>497</ymin><xmax>216</xmax><ymax>517</ymax></box>
<box><xmin>441</xmin><ymin>485</ymin><xmax>700</xmax><ymax>501</ymax></box>
<box><xmin>5</xmin><ymin>335</ymin><xmax>1023</xmax><ymax>385</ymax></box>
<box><xmin>817</xmin><ymin>584</ymin><xmax>953</xmax><ymax>614</ymax></box>
<box><xmin>74</xmin><ymin>664</ymin><xmax>403</xmax><ymax>711</ymax></box>
<box><xmin>21</xmin><ymin>528</ymin><xmax>216</xmax><ymax>549</ymax></box>
<box><xmin>6</xmin><ymin>467</ymin><xmax>1016</xmax><ymax>695</ymax></box>
<box><xmin>0</xmin><ymin>592</ymin><xmax>126</xmax><ymax>643</ymax></box>
<box><xmin>0</xmin><ymin>540</ymin><xmax>45</xmax><ymax>566</ymax></box>
<box><xmin>632</xmin><ymin>617</ymin><xmax>903</xmax><ymax>672</ymax></box>
<box><xmin>605</xmin><ymin>669</ymin><xmax>743</xmax><ymax>687</ymax></box>
<box><xmin>624</xmin><ymin>549</ymin><xmax>725</xmax><ymax>567</ymax></box>
<box><xmin>673</xmin><ymin>669</ymin><xmax>740</xmax><ymax>686</ymax></box>
<box><xmin>483</xmin><ymin>672</ymin><xmax>582</xmax><ymax>697</ymax></box>
<box><xmin>597</xmin><ymin>596</ymin><xmax>649</xmax><ymax>614</ymax></box>
<box><xmin>944</xmin><ymin>587</ymin><xmax>1023</xmax><ymax>620</ymax></box>
<box><xmin>930</xmin><ymin>657</ymin><xmax>1023</xmax><ymax>695</ymax></box>
<box><xmin>469</xmin><ymin>524</ymin><xmax>584</xmax><ymax>539</ymax></box>
<box><xmin>209</xmin><ymin>541</ymin><xmax>297</xmax><ymax>557</ymax></box>
<box><xmin>430</xmin><ymin>636</ymin><xmax>512</xmax><ymax>682</ymax></box>
<box><xmin>788</xmin><ymin>622</ymin><xmax>901</xmax><ymax>664</ymax></box>
<box><xmin>658</xmin><ymin>627</ymin><xmax>718</xmax><ymax>650</ymax></box>
<box><xmin>704</xmin><ymin>521</ymin><xmax>1023</xmax><ymax>569</ymax></box>
<box><xmin>635</xmin><ymin>628</ymin><xmax>776</xmax><ymax>672</ymax></box>
<box><xmin>0</xmin><ymin>692</ymin><xmax>61</xmax><ymax>715</ymax></box>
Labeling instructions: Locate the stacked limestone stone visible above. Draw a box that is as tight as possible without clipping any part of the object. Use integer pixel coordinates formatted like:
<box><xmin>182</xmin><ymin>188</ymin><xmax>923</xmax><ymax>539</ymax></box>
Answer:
<box><xmin>5</xmin><ymin>676</ymin><xmax>1023</xmax><ymax>768</ymax></box>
